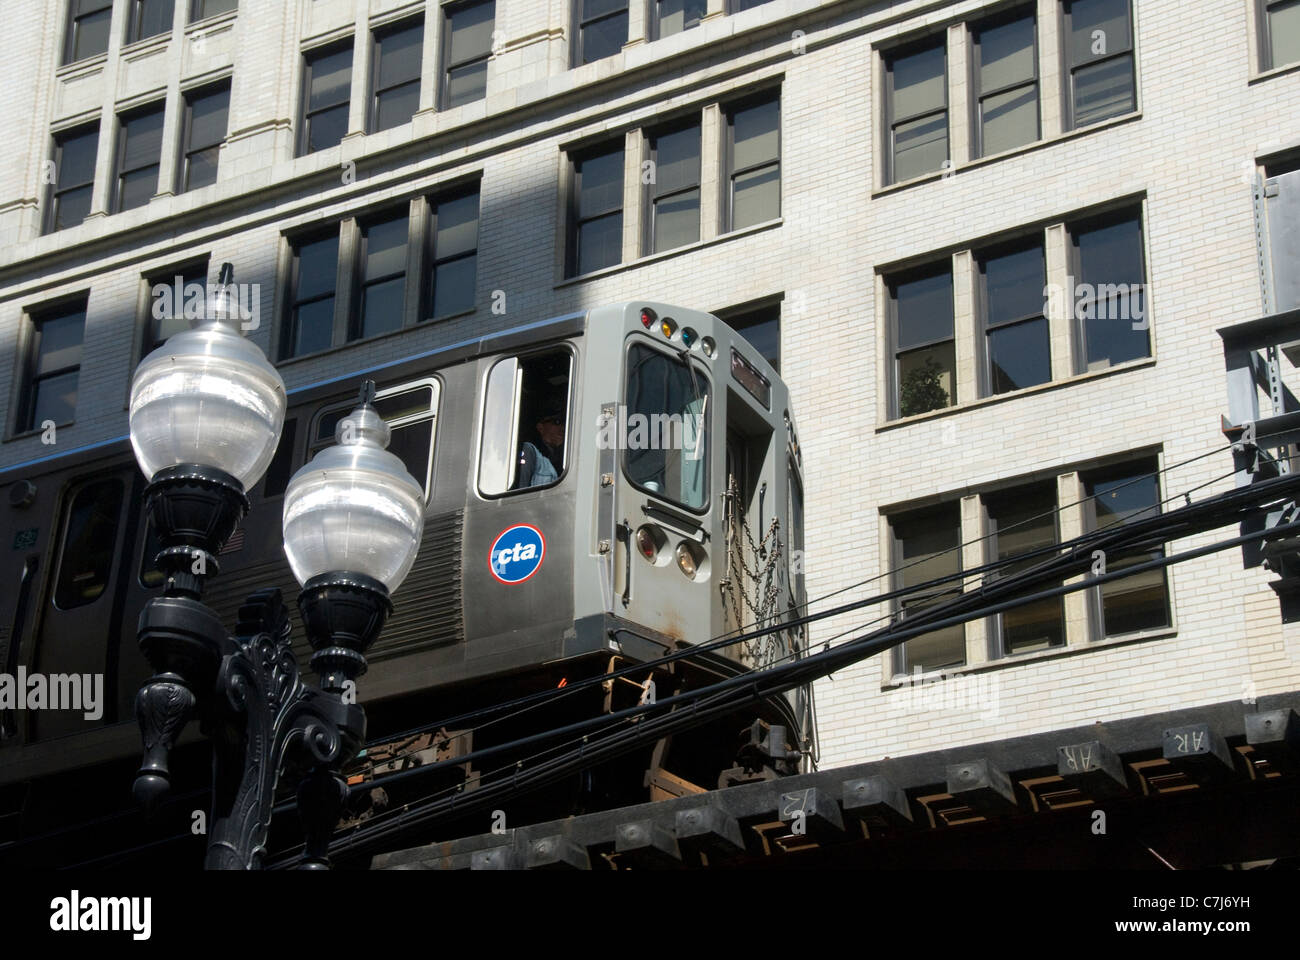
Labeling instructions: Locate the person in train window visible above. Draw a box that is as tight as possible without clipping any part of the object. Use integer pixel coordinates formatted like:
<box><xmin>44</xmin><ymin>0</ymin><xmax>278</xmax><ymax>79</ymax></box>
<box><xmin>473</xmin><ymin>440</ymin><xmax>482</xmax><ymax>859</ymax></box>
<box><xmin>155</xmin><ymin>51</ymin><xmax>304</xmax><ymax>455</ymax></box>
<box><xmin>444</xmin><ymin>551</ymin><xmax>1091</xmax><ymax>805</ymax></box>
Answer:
<box><xmin>513</xmin><ymin>405</ymin><xmax>565</xmax><ymax>489</ymax></box>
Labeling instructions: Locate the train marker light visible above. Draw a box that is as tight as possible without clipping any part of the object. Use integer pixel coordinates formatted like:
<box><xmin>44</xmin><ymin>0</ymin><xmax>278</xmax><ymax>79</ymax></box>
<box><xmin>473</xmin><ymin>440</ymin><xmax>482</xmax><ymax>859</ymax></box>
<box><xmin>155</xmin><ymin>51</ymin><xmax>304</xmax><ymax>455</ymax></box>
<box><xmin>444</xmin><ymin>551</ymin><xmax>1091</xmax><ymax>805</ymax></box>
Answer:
<box><xmin>640</xmin><ymin>307</ymin><xmax>657</xmax><ymax>328</ymax></box>
<box><xmin>681</xmin><ymin>327</ymin><xmax>697</xmax><ymax>349</ymax></box>
<box><xmin>660</xmin><ymin>317</ymin><xmax>677</xmax><ymax>339</ymax></box>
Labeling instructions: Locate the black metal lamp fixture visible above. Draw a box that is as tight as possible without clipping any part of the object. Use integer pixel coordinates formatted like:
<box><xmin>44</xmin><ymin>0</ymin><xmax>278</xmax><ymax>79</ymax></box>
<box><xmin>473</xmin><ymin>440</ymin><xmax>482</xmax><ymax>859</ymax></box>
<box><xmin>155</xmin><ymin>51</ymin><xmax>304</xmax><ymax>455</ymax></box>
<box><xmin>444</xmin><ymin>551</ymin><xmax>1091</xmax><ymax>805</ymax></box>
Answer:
<box><xmin>127</xmin><ymin>264</ymin><xmax>425</xmax><ymax>869</ymax></box>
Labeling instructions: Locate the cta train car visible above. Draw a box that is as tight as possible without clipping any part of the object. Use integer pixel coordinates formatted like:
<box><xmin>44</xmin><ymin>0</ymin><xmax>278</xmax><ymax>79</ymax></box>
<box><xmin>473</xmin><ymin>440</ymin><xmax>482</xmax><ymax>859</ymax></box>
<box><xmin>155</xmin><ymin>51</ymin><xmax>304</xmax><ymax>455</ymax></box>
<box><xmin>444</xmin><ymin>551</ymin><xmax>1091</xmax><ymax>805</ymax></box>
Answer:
<box><xmin>0</xmin><ymin>302</ymin><xmax>812</xmax><ymax>864</ymax></box>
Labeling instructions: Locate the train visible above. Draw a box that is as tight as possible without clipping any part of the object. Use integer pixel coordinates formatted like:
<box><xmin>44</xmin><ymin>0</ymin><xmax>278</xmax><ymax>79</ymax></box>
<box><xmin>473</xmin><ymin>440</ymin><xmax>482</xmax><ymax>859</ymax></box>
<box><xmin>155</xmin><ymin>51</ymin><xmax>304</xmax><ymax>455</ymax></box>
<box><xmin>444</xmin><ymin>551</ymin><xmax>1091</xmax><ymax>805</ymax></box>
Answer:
<box><xmin>0</xmin><ymin>301</ymin><xmax>813</xmax><ymax>866</ymax></box>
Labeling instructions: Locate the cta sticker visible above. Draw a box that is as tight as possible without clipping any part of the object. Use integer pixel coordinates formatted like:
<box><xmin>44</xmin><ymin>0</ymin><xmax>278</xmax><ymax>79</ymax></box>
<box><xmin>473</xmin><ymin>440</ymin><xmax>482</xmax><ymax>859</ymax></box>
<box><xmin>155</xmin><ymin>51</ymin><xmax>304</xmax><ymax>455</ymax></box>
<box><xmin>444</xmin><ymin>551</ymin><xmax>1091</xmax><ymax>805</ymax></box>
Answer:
<box><xmin>489</xmin><ymin>524</ymin><xmax>546</xmax><ymax>584</ymax></box>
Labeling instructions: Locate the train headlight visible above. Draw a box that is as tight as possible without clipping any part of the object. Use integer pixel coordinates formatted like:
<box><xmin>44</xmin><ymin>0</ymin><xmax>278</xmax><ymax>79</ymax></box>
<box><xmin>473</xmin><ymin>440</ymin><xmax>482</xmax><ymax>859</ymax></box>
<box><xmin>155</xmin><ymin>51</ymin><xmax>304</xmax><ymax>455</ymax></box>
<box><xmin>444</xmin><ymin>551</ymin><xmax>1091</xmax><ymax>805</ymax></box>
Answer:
<box><xmin>676</xmin><ymin>543</ymin><xmax>697</xmax><ymax>579</ymax></box>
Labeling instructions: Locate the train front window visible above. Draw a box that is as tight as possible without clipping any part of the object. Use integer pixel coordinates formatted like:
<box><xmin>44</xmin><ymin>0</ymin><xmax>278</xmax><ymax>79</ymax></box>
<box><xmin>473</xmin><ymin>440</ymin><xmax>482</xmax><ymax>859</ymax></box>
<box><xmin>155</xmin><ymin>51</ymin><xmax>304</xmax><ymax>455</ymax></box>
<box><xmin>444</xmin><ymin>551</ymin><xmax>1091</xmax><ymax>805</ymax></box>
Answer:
<box><xmin>478</xmin><ymin>350</ymin><xmax>572</xmax><ymax>495</ymax></box>
<box><xmin>624</xmin><ymin>343</ymin><xmax>709</xmax><ymax>511</ymax></box>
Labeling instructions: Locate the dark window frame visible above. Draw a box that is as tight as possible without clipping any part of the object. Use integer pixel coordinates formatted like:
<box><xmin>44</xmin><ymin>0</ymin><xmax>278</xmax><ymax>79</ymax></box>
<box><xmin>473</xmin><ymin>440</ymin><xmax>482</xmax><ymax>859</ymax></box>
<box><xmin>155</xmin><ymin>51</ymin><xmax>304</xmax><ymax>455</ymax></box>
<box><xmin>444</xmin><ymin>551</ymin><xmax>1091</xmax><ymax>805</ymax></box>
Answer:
<box><xmin>971</xmin><ymin>5</ymin><xmax>1040</xmax><ymax>158</ymax></box>
<box><xmin>425</xmin><ymin>184</ymin><xmax>481</xmax><ymax>321</ymax></box>
<box><xmin>439</xmin><ymin>0</ymin><xmax>494</xmax><ymax>111</ymax></box>
<box><xmin>889</xmin><ymin>501</ymin><xmax>966</xmax><ymax>677</ymax></box>
<box><xmin>722</xmin><ymin>89</ymin><xmax>781</xmax><ymax>233</ymax></box>
<box><xmin>283</xmin><ymin>228</ymin><xmax>344</xmax><ymax>361</ymax></box>
<box><xmin>63</xmin><ymin>0</ymin><xmax>113</xmax><ymax>66</ymax></box>
<box><xmin>141</xmin><ymin>257</ymin><xmax>210</xmax><ymax>362</ymax></box>
<box><xmin>190</xmin><ymin>0</ymin><xmax>238</xmax><ymax>23</ymax></box>
<box><xmin>567</xmin><ymin>140</ymin><xmax>625</xmax><ymax>278</ymax></box>
<box><xmin>1081</xmin><ymin>457</ymin><xmax>1172</xmax><ymax>640</ymax></box>
<box><xmin>299</xmin><ymin>40</ymin><xmax>354</xmax><ymax>157</ymax></box>
<box><xmin>178</xmin><ymin>80</ymin><xmax>230</xmax><ymax>193</ymax></box>
<box><xmin>976</xmin><ymin>235</ymin><xmax>1051</xmax><ymax>397</ymax></box>
<box><xmin>1260</xmin><ymin>0</ymin><xmax>1300</xmax><ymax>71</ymax></box>
<box><xmin>1061</xmin><ymin>0</ymin><xmax>1136</xmax><ymax>130</ymax></box>
<box><xmin>651</xmin><ymin>0</ymin><xmax>706</xmax><ymax>41</ymax></box>
<box><xmin>15</xmin><ymin>296</ymin><xmax>89</xmax><ymax>435</ymax></box>
<box><xmin>1066</xmin><ymin>205</ymin><xmax>1149</xmax><ymax>375</ymax></box>
<box><xmin>984</xmin><ymin>482</ymin><xmax>1066</xmax><ymax>657</ymax></box>
<box><xmin>126</xmin><ymin>0</ymin><xmax>174</xmax><ymax>45</ymax></box>
<box><xmin>888</xmin><ymin>260</ymin><xmax>956</xmax><ymax>420</ymax></box>
<box><xmin>883</xmin><ymin>34</ymin><xmax>948</xmax><ymax>186</ymax></box>
<box><xmin>45</xmin><ymin>123</ymin><xmax>99</xmax><ymax>235</ymax></box>
<box><xmin>716</xmin><ymin>296</ymin><xmax>782</xmax><ymax>374</ymax></box>
<box><xmin>369</xmin><ymin>15</ymin><xmax>424</xmax><ymax>132</ymax></box>
<box><xmin>352</xmin><ymin>209</ymin><xmax>411</xmax><ymax>341</ymax></box>
<box><xmin>112</xmin><ymin>101</ymin><xmax>166</xmax><ymax>214</ymax></box>
<box><xmin>643</xmin><ymin>116</ymin><xmax>702</xmax><ymax>255</ymax></box>
<box><xmin>572</xmin><ymin>0</ymin><xmax>629</xmax><ymax>67</ymax></box>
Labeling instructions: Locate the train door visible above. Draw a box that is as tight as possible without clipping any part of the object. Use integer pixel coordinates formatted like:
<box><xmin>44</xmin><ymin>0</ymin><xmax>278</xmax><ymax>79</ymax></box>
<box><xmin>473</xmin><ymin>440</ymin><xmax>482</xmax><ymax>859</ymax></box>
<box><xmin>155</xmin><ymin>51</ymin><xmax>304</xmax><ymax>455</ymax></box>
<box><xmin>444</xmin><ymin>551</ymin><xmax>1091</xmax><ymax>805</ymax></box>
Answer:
<box><xmin>26</xmin><ymin>466</ymin><xmax>145</xmax><ymax>742</ymax></box>
<box><xmin>615</xmin><ymin>340</ymin><xmax>714</xmax><ymax>644</ymax></box>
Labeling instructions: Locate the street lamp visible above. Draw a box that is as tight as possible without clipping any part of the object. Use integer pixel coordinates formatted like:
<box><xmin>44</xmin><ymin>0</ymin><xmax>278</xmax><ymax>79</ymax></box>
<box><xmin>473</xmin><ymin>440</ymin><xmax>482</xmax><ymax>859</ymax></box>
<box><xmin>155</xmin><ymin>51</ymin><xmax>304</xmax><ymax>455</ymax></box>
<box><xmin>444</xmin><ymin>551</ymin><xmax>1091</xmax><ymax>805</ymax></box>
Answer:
<box><xmin>128</xmin><ymin>263</ymin><xmax>423</xmax><ymax>869</ymax></box>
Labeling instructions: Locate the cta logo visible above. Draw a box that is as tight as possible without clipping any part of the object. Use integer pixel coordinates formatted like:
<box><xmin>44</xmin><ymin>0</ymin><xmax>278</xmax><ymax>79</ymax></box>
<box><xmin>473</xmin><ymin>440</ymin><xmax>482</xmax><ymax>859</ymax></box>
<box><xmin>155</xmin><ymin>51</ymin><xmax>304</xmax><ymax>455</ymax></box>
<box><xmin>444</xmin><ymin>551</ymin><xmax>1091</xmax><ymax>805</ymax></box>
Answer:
<box><xmin>489</xmin><ymin>524</ymin><xmax>546</xmax><ymax>584</ymax></box>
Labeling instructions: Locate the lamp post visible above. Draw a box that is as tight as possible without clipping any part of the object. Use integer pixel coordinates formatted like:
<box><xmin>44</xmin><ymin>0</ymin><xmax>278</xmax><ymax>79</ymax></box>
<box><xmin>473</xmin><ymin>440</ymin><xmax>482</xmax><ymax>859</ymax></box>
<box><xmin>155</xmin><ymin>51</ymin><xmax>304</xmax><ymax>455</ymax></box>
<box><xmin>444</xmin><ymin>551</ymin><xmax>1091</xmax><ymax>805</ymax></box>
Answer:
<box><xmin>127</xmin><ymin>264</ymin><xmax>424</xmax><ymax>869</ymax></box>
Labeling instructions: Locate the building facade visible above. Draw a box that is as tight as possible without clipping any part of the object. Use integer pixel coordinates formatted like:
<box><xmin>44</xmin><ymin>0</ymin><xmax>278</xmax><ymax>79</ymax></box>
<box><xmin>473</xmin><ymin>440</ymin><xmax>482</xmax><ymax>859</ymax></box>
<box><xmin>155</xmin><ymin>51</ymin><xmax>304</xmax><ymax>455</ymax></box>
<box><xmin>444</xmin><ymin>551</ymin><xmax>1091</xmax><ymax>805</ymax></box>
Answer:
<box><xmin>1</xmin><ymin>0</ymin><xmax>1299</xmax><ymax>785</ymax></box>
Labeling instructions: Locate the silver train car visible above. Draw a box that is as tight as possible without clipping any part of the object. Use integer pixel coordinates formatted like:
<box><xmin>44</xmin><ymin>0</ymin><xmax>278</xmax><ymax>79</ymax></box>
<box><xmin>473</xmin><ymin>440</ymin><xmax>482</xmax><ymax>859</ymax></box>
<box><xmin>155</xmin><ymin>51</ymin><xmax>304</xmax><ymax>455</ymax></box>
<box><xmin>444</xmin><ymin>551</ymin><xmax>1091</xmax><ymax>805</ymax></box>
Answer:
<box><xmin>0</xmin><ymin>302</ymin><xmax>812</xmax><ymax>864</ymax></box>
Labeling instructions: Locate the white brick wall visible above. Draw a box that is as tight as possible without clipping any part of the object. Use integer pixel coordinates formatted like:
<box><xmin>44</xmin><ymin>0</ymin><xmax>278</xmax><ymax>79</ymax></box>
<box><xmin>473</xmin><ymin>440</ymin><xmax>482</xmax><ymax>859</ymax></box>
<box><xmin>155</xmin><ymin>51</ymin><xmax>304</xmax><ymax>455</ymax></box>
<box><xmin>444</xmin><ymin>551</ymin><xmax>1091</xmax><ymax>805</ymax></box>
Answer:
<box><xmin>1</xmin><ymin>0</ymin><xmax>1299</xmax><ymax>774</ymax></box>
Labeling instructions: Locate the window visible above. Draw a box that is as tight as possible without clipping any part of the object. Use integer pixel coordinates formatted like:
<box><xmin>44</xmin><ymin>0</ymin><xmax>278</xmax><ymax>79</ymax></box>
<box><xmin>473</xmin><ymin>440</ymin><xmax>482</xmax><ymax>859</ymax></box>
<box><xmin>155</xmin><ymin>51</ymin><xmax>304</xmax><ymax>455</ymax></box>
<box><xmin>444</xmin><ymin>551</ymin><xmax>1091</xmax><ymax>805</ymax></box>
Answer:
<box><xmin>985</xmin><ymin>484</ymin><xmax>1064</xmax><ymax>655</ymax></box>
<box><xmin>313</xmin><ymin>383</ymin><xmax>439</xmax><ymax>498</ymax></box>
<box><xmin>428</xmin><ymin>187</ymin><xmax>479</xmax><ymax>319</ymax></box>
<box><xmin>720</xmin><ymin>300</ymin><xmax>780</xmax><ymax>373</ymax></box>
<box><xmin>1265</xmin><ymin>163</ymin><xmax>1300</xmax><ymax>312</ymax></box>
<box><xmin>1083</xmin><ymin>459</ymin><xmax>1170</xmax><ymax>638</ymax></box>
<box><xmin>654</xmin><ymin>0</ymin><xmax>705</xmax><ymax>39</ymax></box>
<box><xmin>645</xmin><ymin>121</ymin><xmax>701</xmax><ymax>254</ymax></box>
<box><xmin>1068</xmin><ymin>208</ymin><xmax>1148</xmax><ymax>373</ymax></box>
<box><xmin>281</xmin><ymin>187</ymin><xmax>479</xmax><ymax>359</ymax></box>
<box><xmin>1263</xmin><ymin>0</ymin><xmax>1300</xmax><ymax>70</ymax></box>
<box><xmin>127</xmin><ymin>0</ymin><xmax>173</xmax><ymax>44</ymax></box>
<box><xmin>972</xmin><ymin>8</ymin><xmax>1038</xmax><ymax>157</ymax></box>
<box><xmin>191</xmin><ymin>0</ymin><xmax>237</xmax><ymax>21</ymax></box>
<box><xmin>479</xmin><ymin>350</ymin><xmax>573</xmax><ymax>495</ymax></box>
<box><xmin>1063</xmin><ymin>0</ymin><xmax>1135</xmax><ymax>128</ymax></box>
<box><xmin>113</xmin><ymin>103</ymin><xmax>165</xmax><ymax>213</ymax></box>
<box><xmin>890</xmin><ymin>263</ymin><xmax>955</xmax><ymax>418</ymax></box>
<box><xmin>45</xmin><ymin>124</ymin><xmax>98</xmax><ymax>233</ymax></box>
<box><xmin>190</xmin><ymin>0</ymin><xmax>236</xmax><ymax>21</ymax></box>
<box><xmin>624</xmin><ymin>342</ymin><xmax>710</xmax><ymax>511</ymax></box>
<box><xmin>728</xmin><ymin>0</ymin><xmax>772</xmax><ymax>10</ymax></box>
<box><xmin>885</xmin><ymin>37</ymin><xmax>947</xmax><ymax>184</ymax></box>
<box><xmin>371</xmin><ymin>18</ymin><xmax>423</xmax><ymax>132</ymax></box>
<box><xmin>54</xmin><ymin>479</ymin><xmax>124</xmax><ymax>610</ymax></box>
<box><xmin>143</xmin><ymin>259</ymin><xmax>209</xmax><ymax>359</ymax></box>
<box><xmin>64</xmin><ymin>0</ymin><xmax>112</xmax><ymax>64</ymax></box>
<box><xmin>285</xmin><ymin>233</ymin><xmax>340</xmax><ymax>358</ymax></box>
<box><xmin>574</xmin><ymin>0</ymin><xmax>627</xmax><ymax>66</ymax></box>
<box><xmin>179</xmin><ymin>82</ymin><xmax>230</xmax><ymax>192</ymax></box>
<box><xmin>18</xmin><ymin>300</ymin><xmax>87</xmax><ymax>433</ymax></box>
<box><xmin>979</xmin><ymin>239</ymin><xmax>1050</xmax><ymax>395</ymax></box>
<box><xmin>356</xmin><ymin>212</ymin><xmax>410</xmax><ymax>340</ymax></box>
<box><xmin>891</xmin><ymin>503</ymin><xmax>965</xmax><ymax>675</ymax></box>
<box><xmin>569</xmin><ymin>142</ymin><xmax>624</xmax><ymax>276</ymax></box>
<box><xmin>441</xmin><ymin>2</ymin><xmax>493</xmax><ymax>110</ymax></box>
<box><xmin>724</xmin><ymin>94</ymin><xmax>780</xmax><ymax>230</ymax></box>
<box><xmin>300</xmin><ymin>42</ymin><xmax>353</xmax><ymax>155</ymax></box>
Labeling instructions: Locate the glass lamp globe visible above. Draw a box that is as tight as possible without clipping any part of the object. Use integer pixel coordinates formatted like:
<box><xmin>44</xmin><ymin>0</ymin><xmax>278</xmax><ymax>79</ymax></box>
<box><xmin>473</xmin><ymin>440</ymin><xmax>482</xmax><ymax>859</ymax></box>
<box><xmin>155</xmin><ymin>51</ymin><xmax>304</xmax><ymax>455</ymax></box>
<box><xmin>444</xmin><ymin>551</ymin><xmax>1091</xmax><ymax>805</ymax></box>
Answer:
<box><xmin>129</xmin><ymin>278</ymin><xmax>286</xmax><ymax>490</ymax></box>
<box><xmin>281</xmin><ymin>396</ymin><xmax>425</xmax><ymax>594</ymax></box>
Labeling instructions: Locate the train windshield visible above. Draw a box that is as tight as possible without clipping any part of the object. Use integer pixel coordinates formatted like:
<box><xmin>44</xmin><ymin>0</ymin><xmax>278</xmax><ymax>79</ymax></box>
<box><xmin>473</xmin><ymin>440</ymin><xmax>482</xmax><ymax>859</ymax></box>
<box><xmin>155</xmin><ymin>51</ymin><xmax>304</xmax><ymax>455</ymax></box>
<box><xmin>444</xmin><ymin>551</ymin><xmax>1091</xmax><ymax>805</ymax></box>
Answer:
<box><xmin>624</xmin><ymin>343</ymin><xmax>709</xmax><ymax>511</ymax></box>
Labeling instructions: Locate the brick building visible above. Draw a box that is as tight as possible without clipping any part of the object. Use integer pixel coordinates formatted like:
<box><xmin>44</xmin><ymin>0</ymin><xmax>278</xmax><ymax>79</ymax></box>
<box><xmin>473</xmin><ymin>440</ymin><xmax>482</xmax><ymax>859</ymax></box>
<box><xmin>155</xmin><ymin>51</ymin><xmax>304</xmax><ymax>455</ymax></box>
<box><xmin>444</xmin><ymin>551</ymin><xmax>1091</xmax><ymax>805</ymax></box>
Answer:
<box><xmin>1</xmin><ymin>0</ymin><xmax>1299</xmax><ymax>802</ymax></box>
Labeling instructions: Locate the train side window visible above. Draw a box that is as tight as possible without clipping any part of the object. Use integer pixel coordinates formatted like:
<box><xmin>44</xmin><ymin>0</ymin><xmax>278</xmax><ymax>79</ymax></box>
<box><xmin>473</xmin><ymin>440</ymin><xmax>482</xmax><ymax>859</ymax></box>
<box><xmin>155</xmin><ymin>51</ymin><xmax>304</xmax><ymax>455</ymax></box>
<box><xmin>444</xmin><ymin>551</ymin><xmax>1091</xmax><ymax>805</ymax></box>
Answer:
<box><xmin>478</xmin><ymin>350</ymin><xmax>572</xmax><ymax>496</ymax></box>
<box><xmin>309</xmin><ymin>381</ymin><xmax>439</xmax><ymax>499</ymax></box>
<box><xmin>54</xmin><ymin>479</ymin><xmax>124</xmax><ymax>609</ymax></box>
<box><xmin>624</xmin><ymin>343</ymin><xmax>709</xmax><ymax>511</ymax></box>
